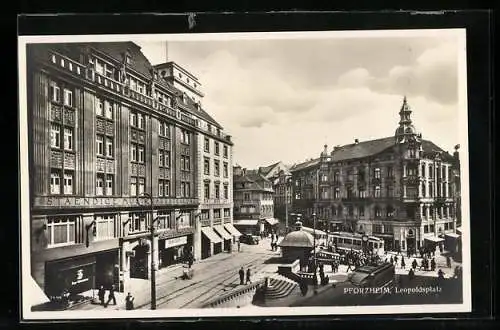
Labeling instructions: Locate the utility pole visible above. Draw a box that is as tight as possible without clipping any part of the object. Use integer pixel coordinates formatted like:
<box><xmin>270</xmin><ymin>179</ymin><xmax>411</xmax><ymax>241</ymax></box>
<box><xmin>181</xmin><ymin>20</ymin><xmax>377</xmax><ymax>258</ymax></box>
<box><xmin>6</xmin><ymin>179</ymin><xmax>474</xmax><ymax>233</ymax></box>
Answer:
<box><xmin>139</xmin><ymin>192</ymin><xmax>157</xmax><ymax>310</ymax></box>
<box><xmin>285</xmin><ymin>178</ymin><xmax>289</xmax><ymax>232</ymax></box>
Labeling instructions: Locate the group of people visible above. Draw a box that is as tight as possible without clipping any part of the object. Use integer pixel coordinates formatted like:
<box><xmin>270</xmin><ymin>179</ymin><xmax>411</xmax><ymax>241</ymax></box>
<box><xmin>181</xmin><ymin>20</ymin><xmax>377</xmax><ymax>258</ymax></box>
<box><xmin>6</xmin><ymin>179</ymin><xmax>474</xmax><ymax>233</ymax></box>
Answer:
<box><xmin>97</xmin><ymin>285</ymin><xmax>135</xmax><ymax>310</ymax></box>
<box><xmin>239</xmin><ymin>267</ymin><xmax>253</xmax><ymax>285</ymax></box>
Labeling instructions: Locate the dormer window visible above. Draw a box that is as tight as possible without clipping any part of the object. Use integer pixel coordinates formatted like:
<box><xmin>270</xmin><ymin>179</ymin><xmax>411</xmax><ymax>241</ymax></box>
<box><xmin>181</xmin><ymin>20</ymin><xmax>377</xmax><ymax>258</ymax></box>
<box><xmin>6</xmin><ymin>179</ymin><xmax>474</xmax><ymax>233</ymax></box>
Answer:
<box><xmin>182</xmin><ymin>93</ymin><xmax>187</xmax><ymax>103</ymax></box>
<box><xmin>126</xmin><ymin>55</ymin><xmax>131</xmax><ymax>65</ymax></box>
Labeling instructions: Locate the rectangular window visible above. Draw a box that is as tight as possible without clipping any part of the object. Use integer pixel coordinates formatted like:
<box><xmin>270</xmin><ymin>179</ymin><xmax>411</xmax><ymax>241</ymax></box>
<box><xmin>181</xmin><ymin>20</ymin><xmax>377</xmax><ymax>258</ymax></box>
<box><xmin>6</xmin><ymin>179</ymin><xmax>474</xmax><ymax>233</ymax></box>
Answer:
<box><xmin>374</xmin><ymin>168</ymin><xmax>381</xmax><ymax>179</ymax></box>
<box><xmin>215</xmin><ymin>184</ymin><xmax>220</xmax><ymax>199</ymax></box>
<box><xmin>138</xmin><ymin>178</ymin><xmax>145</xmax><ymax>195</ymax></box>
<box><xmin>63</xmin><ymin>172</ymin><xmax>73</xmax><ymax>194</ymax></box>
<box><xmin>244</xmin><ymin>193</ymin><xmax>250</xmax><ymax>201</ymax></box>
<box><xmin>106</xmin><ymin>137</ymin><xmax>113</xmax><ymax>157</ymax></box>
<box><xmin>130</xmin><ymin>177</ymin><xmax>137</xmax><ymax>196</ymax></box>
<box><xmin>421</xmin><ymin>164</ymin><xmax>426</xmax><ymax>178</ymax></box>
<box><xmin>130</xmin><ymin>112</ymin><xmax>137</xmax><ymax>127</ymax></box>
<box><xmin>224</xmin><ymin>208</ymin><xmax>230</xmax><ymax>218</ymax></box>
<box><xmin>359</xmin><ymin>206</ymin><xmax>365</xmax><ymax>217</ymax></box>
<box><xmin>105</xmin><ymin>101</ymin><xmax>113</xmax><ymax>119</ymax></box>
<box><xmin>138</xmin><ymin>114</ymin><xmax>144</xmax><ymax>129</ymax></box>
<box><xmin>50</xmin><ymin>123</ymin><xmax>61</xmax><ymax>148</ymax></box>
<box><xmin>159</xmin><ymin>149</ymin><xmax>164</xmax><ymax>167</ymax></box>
<box><xmin>96</xmin><ymin>135</ymin><xmax>104</xmax><ymax>156</ymax></box>
<box><xmin>96</xmin><ymin>174</ymin><xmax>104</xmax><ymax>196</ymax></box>
<box><xmin>334</xmin><ymin>188</ymin><xmax>340</xmax><ymax>199</ymax></box>
<box><xmin>224</xmin><ymin>185</ymin><xmax>229</xmax><ymax>199</ymax></box>
<box><xmin>223</xmin><ymin>162</ymin><xmax>228</xmax><ymax>178</ymax></box>
<box><xmin>223</xmin><ymin>145</ymin><xmax>228</xmax><ymax>158</ymax></box>
<box><xmin>50</xmin><ymin>82</ymin><xmax>61</xmax><ymax>103</ymax></box>
<box><xmin>138</xmin><ymin>146</ymin><xmax>145</xmax><ymax>163</ymax></box>
<box><xmin>129</xmin><ymin>213</ymin><xmax>148</xmax><ymax>233</ymax></box>
<box><xmin>95</xmin><ymin>215</ymin><xmax>115</xmax><ymax>241</ymax></box>
<box><xmin>214</xmin><ymin>142</ymin><xmax>220</xmax><ymax>155</ymax></box>
<box><xmin>181</xmin><ymin>182</ymin><xmax>191</xmax><ymax>197</ymax></box>
<box><xmin>214</xmin><ymin>160</ymin><xmax>220</xmax><ymax>176</ymax></box>
<box><xmin>47</xmin><ymin>217</ymin><xmax>76</xmax><ymax>247</ymax></box>
<box><xmin>182</xmin><ymin>156</ymin><xmax>190</xmax><ymax>171</ymax></box>
<box><xmin>387</xmin><ymin>166</ymin><xmax>393</xmax><ymax>178</ymax></box>
<box><xmin>374</xmin><ymin>186</ymin><xmax>381</xmax><ymax>198</ymax></box>
<box><xmin>50</xmin><ymin>170</ymin><xmax>61</xmax><ymax>194</ymax></box>
<box><xmin>387</xmin><ymin>185</ymin><xmax>394</xmax><ymax>197</ymax></box>
<box><xmin>158</xmin><ymin>180</ymin><xmax>164</xmax><ymax>197</ymax></box>
<box><xmin>63</xmin><ymin>127</ymin><xmax>73</xmax><ymax>151</ymax></box>
<box><xmin>165</xmin><ymin>180</ymin><xmax>170</xmax><ymax>196</ymax></box>
<box><xmin>204</xmin><ymin>183</ymin><xmax>210</xmax><ymax>199</ymax></box>
<box><xmin>204</xmin><ymin>138</ymin><xmax>210</xmax><ymax>152</ymax></box>
<box><xmin>96</xmin><ymin>99</ymin><xmax>104</xmax><ymax>117</ymax></box>
<box><xmin>213</xmin><ymin>209</ymin><xmax>221</xmax><ymax>219</ymax></box>
<box><xmin>131</xmin><ymin>144</ymin><xmax>137</xmax><ymax>162</ymax></box>
<box><xmin>164</xmin><ymin>151</ymin><xmax>170</xmax><ymax>168</ymax></box>
<box><xmin>63</xmin><ymin>89</ymin><xmax>73</xmax><ymax>107</ymax></box>
<box><xmin>204</xmin><ymin>158</ymin><xmax>210</xmax><ymax>175</ymax></box>
<box><xmin>106</xmin><ymin>174</ymin><xmax>113</xmax><ymax>195</ymax></box>
<box><xmin>429</xmin><ymin>165</ymin><xmax>433</xmax><ymax>178</ymax></box>
<box><xmin>95</xmin><ymin>60</ymin><xmax>104</xmax><ymax>75</ymax></box>
<box><xmin>159</xmin><ymin>121</ymin><xmax>170</xmax><ymax>137</ymax></box>
<box><xmin>181</xmin><ymin>130</ymin><xmax>190</xmax><ymax>144</ymax></box>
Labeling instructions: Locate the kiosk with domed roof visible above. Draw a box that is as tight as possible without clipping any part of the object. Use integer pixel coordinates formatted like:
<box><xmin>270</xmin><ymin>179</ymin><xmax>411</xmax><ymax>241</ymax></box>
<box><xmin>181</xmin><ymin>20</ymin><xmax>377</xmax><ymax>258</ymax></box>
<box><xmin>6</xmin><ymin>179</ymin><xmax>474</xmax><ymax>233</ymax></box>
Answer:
<box><xmin>278</xmin><ymin>221</ymin><xmax>315</xmax><ymax>270</ymax></box>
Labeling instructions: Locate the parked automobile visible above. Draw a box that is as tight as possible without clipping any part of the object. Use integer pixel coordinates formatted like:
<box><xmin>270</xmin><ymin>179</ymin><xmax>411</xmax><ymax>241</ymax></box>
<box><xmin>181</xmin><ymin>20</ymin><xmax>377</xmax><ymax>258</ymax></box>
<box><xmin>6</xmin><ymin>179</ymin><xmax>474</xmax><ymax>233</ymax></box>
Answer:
<box><xmin>240</xmin><ymin>234</ymin><xmax>260</xmax><ymax>245</ymax></box>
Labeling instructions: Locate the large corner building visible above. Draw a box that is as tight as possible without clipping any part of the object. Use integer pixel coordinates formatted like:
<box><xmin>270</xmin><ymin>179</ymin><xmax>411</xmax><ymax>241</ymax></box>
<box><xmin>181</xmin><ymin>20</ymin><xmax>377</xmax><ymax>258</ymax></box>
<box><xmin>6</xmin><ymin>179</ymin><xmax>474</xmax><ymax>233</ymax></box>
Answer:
<box><xmin>290</xmin><ymin>97</ymin><xmax>461</xmax><ymax>253</ymax></box>
<box><xmin>26</xmin><ymin>42</ymin><xmax>237</xmax><ymax>299</ymax></box>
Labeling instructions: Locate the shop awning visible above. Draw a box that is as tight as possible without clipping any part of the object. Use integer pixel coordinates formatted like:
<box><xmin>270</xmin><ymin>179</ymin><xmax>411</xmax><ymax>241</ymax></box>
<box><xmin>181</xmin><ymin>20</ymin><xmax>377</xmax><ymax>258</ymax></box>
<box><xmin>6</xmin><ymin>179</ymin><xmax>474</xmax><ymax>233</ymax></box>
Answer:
<box><xmin>424</xmin><ymin>236</ymin><xmax>445</xmax><ymax>243</ymax></box>
<box><xmin>264</xmin><ymin>218</ymin><xmax>279</xmax><ymax>226</ymax></box>
<box><xmin>446</xmin><ymin>233</ymin><xmax>461</xmax><ymax>239</ymax></box>
<box><xmin>201</xmin><ymin>227</ymin><xmax>223</xmax><ymax>244</ymax></box>
<box><xmin>224</xmin><ymin>223</ymin><xmax>242</xmax><ymax>237</ymax></box>
<box><xmin>213</xmin><ymin>225</ymin><xmax>232</xmax><ymax>241</ymax></box>
<box><xmin>456</xmin><ymin>227</ymin><xmax>462</xmax><ymax>235</ymax></box>
<box><xmin>28</xmin><ymin>276</ymin><xmax>50</xmax><ymax>306</ymax></box>
<box><xmin>233</xmin><ymin>219</ymin><xmax>259</xmax><ymax>226</ymax></box>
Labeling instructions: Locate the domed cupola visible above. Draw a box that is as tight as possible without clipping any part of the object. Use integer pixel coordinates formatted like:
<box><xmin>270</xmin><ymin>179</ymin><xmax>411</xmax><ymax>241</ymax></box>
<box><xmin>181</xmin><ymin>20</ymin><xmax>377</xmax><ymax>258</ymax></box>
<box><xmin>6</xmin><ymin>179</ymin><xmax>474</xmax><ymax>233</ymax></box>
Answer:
<box><xmin>395</xmin><ymin>96</ymin><xmax>421</xmax><ymax>144</ymax></box>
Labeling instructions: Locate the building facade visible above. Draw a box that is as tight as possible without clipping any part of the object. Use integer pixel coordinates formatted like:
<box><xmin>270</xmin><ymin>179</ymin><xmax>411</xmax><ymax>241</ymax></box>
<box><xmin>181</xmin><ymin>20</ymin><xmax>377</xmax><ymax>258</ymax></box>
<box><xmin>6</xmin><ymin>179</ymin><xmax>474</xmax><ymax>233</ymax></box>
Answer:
<box><xmin>257</xmin><ymin>162</ymin><xmax>292</xmax><ymax>229</ymax></box>
<box><xmin>154</xmin><ymin>62</ymin><xmax>237</xmax><ymax>259</ymax></box>
<box><xmin>290</xmin><ymin>97</ymin><xmax>461</xmax><ymax>253</ymax></box>
<box><xmin>233</xmin><ymin>167</ymin><xmax>275</xmax><ymax>235</ymax></box>
<box><xmin>26</xmin><ymin>42</ymin><xmax>234</xmax><ymax>299</ymax></box>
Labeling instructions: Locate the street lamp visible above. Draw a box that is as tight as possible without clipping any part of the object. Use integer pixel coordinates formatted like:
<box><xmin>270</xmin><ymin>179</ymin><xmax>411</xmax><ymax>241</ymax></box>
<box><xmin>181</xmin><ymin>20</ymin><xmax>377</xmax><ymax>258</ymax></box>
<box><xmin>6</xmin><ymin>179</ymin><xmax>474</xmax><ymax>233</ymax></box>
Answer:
<box><xmin>137</xmin><ymin>192</ymin><xmax>158</xmax><ymax>310</ymax></box>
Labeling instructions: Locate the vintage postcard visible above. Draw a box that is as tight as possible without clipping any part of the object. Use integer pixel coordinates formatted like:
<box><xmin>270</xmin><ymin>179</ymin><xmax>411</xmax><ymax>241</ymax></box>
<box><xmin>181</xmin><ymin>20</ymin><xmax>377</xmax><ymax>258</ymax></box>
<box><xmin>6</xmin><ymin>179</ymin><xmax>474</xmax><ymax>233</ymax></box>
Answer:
<box><xmin>18</xmin><ymin>29</ymin><xmax>471</xmax><ymax>320</ymax></box>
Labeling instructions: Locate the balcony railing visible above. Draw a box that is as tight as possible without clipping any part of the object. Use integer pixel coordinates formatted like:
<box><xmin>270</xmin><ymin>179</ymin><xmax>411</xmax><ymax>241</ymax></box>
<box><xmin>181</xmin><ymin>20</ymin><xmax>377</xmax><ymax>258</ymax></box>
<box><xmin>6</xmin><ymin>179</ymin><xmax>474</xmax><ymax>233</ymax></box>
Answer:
<box><xmin>341</xmin><ymin>196</ymin><xmax>372</xmax><ymax>203</ymax></box>
<box><xmin>223</xmin><ymin>217</ymin><xmax>231</xmax><ymax>223</ymax></box>
<box><xmin>213</xmin><ymin>218</ymin><xmax>222</xmax><ymax>226</ymax></box>
<box><xmin>200</xmin><ymin>219</ymin><xmax>211</xmax><ymax>227</ymax></box>
<box><xmin>47</xmin><ymin>51</ymin><xmax>198</xmax><ymax>128</ymax></box>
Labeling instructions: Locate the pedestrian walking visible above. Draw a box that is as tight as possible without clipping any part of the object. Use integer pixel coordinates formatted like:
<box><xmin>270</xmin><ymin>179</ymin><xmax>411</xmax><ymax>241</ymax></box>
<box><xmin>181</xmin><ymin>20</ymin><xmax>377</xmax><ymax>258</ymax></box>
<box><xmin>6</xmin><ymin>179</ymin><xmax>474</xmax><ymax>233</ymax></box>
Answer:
<box><xmin>408</xmin><ymin>268</ymin><xmax>415</xmax><ymax>280</ymax></box>
<box><xmin>238</xmin><ymin>240</ymin><xmax>241</xmax><ymax>252</ymax></box>
<box><xmin>390</xmin><ymin>256</ymin><xmax>394</xmax><ymax>265</ymax></box>
<box><xmin>401</xmin><ymin>257</ymin><xmax>406</xmax><ymax>269</ymax></box>
<box><xmin>246</xmin><ymin>268</ymin><xmax>252</xmax><ymax>284</ymax></box>
<box><xmin>446</xmin><ymin>255</ymin><xmax>452</xmax><ymax>268</ymax></box>
<box><xmin>104</xmin><ymin>284</ymin><xmax>116</xmax><ymax>307</ymax></box>
<box><xmin>97</xmin><ymin>285</ymin><xmax>105</xmax><ymax>306</ymax></box>
<box><xmin>239</xmin><ymin>267</ymin><xmax>245</xmax><ymax>285</ymax></box>
<box><xmin>437</xmin><ymin>268</ymin><xmax>445</xmax><ymax>280</ymax></box>
<box><xmin>125</xmin><ymin>292</ymin><xmax>135</xmax><ymax>310</ymax></box>
<box><xmin>431</xmin><ymin>258</ymin><xmax>436</xmax><ymax>271</ymax></box>
<box><xmin>412</xmin><ymin>259</ymin><xmax>417</xmax><ymax>270</ymax></box>
<box><xmin>394</xmin><ymin>255</ymin><xmax>398</xmax><ymax>265</ymax></box>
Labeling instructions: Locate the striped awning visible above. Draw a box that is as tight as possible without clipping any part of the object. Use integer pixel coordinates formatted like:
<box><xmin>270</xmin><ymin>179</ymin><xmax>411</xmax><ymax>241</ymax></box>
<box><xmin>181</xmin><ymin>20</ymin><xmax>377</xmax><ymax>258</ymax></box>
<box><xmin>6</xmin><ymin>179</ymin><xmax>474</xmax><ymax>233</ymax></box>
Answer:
<box><xmin>213</xmin><ymin>225</ymin><xmax>232</xmax><ymax>240</ymax></box>
<box><xmin>445</xmin><ymin>233</ymin><xmax>460</xmax><ymax>239</ymax></box>
<box><xmin>201</xmin><ymin>227</ymin><xmax>223</xmax><ymax>244</ymax></box>
<box><xmin>224</xmin><ymin>223</ymin><xmax>242</xmax><ymax>237</ymax></box>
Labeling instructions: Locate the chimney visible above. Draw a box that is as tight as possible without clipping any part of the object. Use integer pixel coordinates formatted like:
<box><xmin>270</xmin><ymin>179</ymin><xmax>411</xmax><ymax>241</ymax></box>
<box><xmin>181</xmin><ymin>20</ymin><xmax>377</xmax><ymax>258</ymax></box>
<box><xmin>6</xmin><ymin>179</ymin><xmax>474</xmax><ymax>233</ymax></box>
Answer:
<box><xmin>354</xmin><ymin>139</ymin><xmax>359</xmax><ymax>144</ymax></box>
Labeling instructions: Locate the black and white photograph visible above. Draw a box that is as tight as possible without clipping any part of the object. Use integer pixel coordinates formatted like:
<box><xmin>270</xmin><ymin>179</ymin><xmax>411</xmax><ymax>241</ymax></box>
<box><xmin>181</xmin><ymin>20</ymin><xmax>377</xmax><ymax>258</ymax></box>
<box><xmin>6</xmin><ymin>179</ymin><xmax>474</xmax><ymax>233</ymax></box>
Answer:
<box><xmin>18</xmin><ymin>28</ymin><xmax>471</xmax><ymax>320</ymax></box>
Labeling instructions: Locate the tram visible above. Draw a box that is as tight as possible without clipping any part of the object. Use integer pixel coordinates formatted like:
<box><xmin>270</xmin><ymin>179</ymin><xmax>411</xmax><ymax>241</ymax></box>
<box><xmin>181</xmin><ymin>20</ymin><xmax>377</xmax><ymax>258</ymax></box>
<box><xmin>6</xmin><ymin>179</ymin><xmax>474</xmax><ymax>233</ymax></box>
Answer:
<box><xmin>329</xmin><ymin>231</ymin><xmax>385</xmax><ymax>255</ymax></box>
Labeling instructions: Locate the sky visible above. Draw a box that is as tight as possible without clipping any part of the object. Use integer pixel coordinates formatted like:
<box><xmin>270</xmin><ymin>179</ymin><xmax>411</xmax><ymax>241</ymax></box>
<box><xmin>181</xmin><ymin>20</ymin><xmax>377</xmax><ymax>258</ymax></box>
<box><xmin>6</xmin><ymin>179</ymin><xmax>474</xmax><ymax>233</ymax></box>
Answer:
<box><xmin>135</xmin><ymin>31</ymin><xmax>464</xmax><ymax>169</ymax></box>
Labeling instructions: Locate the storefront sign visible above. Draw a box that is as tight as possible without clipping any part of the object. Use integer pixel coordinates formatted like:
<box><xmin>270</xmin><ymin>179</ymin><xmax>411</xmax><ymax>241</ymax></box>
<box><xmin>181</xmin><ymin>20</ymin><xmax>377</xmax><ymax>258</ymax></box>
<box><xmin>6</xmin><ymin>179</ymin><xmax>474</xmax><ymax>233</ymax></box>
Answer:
<box><xmin>165</xmin><ymin>236</ymin><xmax>187</xmax><ymax>248</ymax></box>
<box><xmin>46</xmin><ymin>262</ymin><xmax>95</xmax><ymax>296</ymax></box>
<box><xmin>33</xmin><ymin>196</ymin><xmax>198</xmax><ymax>209</ymax></box>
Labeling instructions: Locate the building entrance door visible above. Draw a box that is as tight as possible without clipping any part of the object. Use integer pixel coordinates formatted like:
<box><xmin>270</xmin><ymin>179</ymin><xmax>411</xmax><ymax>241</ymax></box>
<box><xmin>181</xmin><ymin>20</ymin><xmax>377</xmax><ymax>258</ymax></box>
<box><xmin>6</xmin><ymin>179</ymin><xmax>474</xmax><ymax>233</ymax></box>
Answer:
<box><xmin>130</xmin><ymin>245</ymin><xmax>148</xmax><ymax>279</ymax></box>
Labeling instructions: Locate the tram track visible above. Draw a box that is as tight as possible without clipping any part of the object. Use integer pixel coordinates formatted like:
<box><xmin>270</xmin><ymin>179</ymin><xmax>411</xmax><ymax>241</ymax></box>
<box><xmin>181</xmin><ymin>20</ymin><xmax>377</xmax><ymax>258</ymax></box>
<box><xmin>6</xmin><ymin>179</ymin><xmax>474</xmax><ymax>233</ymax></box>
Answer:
<box><xmin>150</xmin><ymin>253</ymin><xmax>272</xmax><ymax>309</ymax></box>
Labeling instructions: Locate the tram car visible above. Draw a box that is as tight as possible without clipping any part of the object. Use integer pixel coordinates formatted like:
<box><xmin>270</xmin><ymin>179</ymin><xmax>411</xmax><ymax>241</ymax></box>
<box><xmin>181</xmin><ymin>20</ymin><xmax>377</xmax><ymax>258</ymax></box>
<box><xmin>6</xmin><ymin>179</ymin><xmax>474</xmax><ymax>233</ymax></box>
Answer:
<box><xmin>329</xmin><ymin>231</ymin><xmax>385</xmax><ymax>255</ymax></box>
